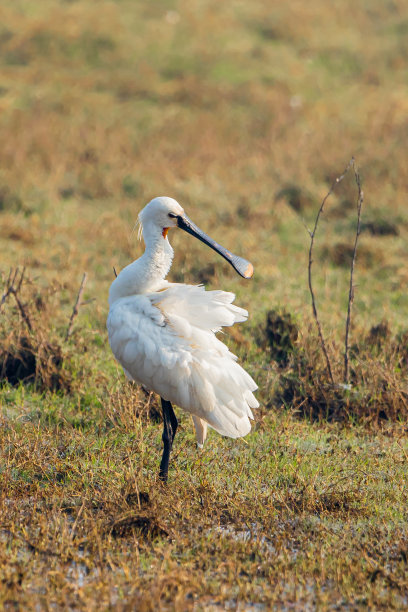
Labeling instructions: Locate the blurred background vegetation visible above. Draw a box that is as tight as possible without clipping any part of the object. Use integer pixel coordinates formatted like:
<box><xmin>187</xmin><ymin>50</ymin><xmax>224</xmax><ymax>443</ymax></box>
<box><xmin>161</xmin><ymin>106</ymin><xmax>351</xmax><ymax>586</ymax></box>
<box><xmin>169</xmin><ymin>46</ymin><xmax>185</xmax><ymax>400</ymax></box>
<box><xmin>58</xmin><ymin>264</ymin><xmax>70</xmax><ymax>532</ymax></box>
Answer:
<box><xmin>1</xmin><ymin>0</ymin><xmax>407</xmax><ymax>331</ymax></box>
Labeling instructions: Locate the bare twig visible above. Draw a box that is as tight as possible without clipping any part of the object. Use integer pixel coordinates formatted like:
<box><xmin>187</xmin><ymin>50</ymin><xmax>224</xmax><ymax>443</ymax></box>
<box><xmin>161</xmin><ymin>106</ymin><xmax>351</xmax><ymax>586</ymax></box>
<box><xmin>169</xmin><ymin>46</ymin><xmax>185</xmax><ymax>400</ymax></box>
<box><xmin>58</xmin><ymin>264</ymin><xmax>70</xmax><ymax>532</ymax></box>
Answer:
<box><xmin>344</xmin><ymin>162</ymin><xmax>364</xmax><ymax>384</ymax></box>
<box><xmin>0</xmin><ymin>268</ymin><xmax>18</xmax><ymax>311</ymax></box>
<box><xmin>0</xmin><ymin>267</ymin><xmax>32</xmax><ymax>331</ymax></box>
<box><xmin>65</xmin><ymin>273</ymin><xmax>88</xmax><ymax>340</ymax></box>
<box><xmin>113</xmin><ymin>267</ymin><xmax>118</xmax><ymax>278</ymax></box>
<box><xmin>308</xmin><ymin>158</ymin><xmax>356</xmax><ymax>385</ymax></box>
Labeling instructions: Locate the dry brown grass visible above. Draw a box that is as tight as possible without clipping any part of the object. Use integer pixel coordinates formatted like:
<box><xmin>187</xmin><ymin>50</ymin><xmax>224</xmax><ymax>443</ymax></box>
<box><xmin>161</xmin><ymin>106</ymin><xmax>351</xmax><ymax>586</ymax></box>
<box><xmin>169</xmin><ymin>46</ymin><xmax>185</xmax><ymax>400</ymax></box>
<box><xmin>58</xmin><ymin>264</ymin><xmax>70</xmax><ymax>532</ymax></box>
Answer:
<box><xmin>0</xmin><ymin>269</ymin><xmax>87</xmax><ymax>393</ymax></box>
<box><xmin>274</xmin><ymin>326</ymin><xmax>408</xmax><ymax>422</ymax></box>
<box><xmin>1</xmin><ymin>404</ymin><xmax>408</xmax><ymax>610</ymax></box>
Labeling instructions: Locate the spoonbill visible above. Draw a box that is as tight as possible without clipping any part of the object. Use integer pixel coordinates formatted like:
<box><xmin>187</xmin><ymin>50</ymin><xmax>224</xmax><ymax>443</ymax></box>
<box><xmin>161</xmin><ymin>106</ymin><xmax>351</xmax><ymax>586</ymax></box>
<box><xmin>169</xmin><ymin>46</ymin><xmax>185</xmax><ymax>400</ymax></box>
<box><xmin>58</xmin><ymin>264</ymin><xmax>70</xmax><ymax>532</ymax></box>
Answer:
<box><xmin>107</xmin><ymin>197</ymin><xmax>258</xmax><ymax>481</ymax></box>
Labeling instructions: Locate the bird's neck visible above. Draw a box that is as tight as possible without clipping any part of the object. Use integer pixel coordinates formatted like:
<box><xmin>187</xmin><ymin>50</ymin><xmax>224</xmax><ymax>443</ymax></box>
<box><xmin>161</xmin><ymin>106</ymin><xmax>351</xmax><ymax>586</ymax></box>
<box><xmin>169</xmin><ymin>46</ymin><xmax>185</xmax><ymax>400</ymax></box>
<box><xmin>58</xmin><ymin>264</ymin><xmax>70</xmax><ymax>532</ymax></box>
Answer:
<box><xmin>109</xmin><ymin>227</ymin><xmax>173</xmax><ymax>304</ymax></box>
<box><xmin>143</xmin><ymin>230</ymin><xmax>174</xmax><ymax>287</ymax></box>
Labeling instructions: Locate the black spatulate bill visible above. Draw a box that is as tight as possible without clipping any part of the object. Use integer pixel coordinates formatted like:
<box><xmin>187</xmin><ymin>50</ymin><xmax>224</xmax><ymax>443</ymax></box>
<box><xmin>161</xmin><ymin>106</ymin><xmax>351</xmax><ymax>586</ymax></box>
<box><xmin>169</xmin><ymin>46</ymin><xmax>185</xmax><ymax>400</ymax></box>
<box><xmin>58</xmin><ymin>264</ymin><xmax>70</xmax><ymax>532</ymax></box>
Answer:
<box><xmin>177</xmin><ymin>215</ymin><xmax>254</xmax><ymax>279</ymax></box>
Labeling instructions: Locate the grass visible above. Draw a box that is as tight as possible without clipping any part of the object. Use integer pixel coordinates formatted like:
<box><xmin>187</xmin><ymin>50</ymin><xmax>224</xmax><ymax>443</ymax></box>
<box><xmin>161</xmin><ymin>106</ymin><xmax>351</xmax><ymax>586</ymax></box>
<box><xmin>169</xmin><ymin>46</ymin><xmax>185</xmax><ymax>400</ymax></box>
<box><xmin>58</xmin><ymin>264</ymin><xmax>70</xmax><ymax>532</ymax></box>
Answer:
<box><xmin>1</xmin><ymin>0</ymin><xmax>408</xmax><ymax>608</ymax></box>
<box><xmin>1</xmin><ymin>391</ymin><xmax>408</xmax><ymax>609</ymax></box>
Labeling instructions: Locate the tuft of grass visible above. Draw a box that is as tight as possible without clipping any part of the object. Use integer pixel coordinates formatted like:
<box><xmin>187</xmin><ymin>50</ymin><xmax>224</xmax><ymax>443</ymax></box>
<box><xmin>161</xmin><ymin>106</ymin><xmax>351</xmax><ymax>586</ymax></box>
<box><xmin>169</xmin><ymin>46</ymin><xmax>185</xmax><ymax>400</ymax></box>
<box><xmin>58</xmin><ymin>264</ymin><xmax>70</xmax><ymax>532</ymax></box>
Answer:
<box><xmin>0</xmin><ymin>269</ymin><xmax>96</xmax><ymax>394</ymax></box>
<box><xmin>256</xmin><ymin>308</ymin><xmax>299</xmax><ymax>367</ymax></box>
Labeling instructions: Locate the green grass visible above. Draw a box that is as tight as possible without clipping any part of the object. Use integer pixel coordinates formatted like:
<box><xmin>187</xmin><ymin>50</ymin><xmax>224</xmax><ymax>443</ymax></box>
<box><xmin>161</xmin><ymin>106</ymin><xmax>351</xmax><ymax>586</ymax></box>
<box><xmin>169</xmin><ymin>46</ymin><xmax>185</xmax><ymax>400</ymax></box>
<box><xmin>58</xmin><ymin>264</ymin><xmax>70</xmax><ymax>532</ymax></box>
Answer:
<box><xmin>1</xmin><ymin>0</ymin><xmax>408</xmax><ymax>608</ymax></box>
<box><xmin>1</xmin><ymin>391</ymin><xmax>408</xmax><ymax>609</ymax></box>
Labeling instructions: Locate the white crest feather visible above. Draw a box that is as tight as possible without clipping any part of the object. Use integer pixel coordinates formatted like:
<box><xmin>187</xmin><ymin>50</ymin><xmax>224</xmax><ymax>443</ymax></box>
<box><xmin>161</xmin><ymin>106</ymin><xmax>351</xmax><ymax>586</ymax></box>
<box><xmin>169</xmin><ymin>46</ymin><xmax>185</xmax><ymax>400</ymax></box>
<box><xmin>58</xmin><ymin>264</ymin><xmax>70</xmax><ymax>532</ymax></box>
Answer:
<box><xmin>137</xmin><ymin>215</ymin><xmax>143</xmax><ymax>241</ymax></box>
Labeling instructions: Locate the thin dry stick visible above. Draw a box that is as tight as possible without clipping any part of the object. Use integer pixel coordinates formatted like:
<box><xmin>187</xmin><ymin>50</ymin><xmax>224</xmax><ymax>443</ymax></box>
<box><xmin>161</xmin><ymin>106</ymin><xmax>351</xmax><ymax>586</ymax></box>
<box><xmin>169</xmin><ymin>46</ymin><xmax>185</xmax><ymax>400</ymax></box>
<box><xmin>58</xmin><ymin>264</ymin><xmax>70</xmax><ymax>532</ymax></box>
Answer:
<box><xmin>344</xmin><ymin>162</ymin><xmax>364</xmax><ymax>384</ymax></box>
<box><xmin>308</xmin><ymin>158</ymin><xmax>355</xmax><ymax>386</ymax></box>
<box><xmin>12</xmin><ymin>267</ymin><xmax>33</xmax><ymax>332</ymax></box>
<box><xmin>0</xmin><ymin>268</ymin><xmax>17</xmax><ymax>311</ymax></box>
<box><xmin>0</xmin><ymin>267</ymin><xmax>32</xmax><ymax>331</ymax></box>
<box><xmin>65</xmin><ymin>273</ymin><xmax>88</xmax><ymax>340</ymax></box>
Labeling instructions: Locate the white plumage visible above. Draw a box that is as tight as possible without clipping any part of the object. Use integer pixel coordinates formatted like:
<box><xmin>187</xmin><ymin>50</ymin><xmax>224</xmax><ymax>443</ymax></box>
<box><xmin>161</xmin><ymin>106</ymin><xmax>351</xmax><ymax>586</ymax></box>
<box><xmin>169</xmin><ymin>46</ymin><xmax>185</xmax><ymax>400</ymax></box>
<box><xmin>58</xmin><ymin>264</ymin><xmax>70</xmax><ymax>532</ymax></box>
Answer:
<box><xmin>107</xmin><ymin>196</ymin><xmax>258</xmax><ymax>475</ymax></box>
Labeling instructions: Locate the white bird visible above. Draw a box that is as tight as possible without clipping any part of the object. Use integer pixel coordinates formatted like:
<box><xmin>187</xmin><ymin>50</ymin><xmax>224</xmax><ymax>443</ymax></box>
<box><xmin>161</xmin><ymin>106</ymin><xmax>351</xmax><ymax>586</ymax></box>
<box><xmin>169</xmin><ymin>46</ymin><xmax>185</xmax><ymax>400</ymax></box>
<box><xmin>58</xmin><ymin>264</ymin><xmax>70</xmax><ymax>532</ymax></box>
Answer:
<box><xmin>107</xmin><ymin>197</ymin><xmax>259</xmax><ymax>481</ymax></box>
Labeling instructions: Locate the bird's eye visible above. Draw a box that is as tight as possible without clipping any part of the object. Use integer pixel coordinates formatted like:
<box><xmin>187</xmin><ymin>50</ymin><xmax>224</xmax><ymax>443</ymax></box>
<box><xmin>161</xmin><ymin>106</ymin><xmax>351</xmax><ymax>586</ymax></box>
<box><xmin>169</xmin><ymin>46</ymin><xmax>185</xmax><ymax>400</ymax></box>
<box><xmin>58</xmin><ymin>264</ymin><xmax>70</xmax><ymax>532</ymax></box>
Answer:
<box><xmin>168</xmin><ymin>212</ymin><xmax>178</xmax><ymax>218</ymax></box>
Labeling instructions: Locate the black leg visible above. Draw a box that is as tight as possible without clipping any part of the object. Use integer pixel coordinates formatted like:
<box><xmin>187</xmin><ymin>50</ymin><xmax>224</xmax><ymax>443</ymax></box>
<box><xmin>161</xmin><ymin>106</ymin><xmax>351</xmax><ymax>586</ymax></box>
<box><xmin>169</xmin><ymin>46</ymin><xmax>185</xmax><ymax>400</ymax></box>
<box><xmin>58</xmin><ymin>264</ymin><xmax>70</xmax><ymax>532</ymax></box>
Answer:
<box><xmin>168</xmin><ymin>402</ymin><xmax>178</xmax><ymax>443</ymax></box>
<box><xmin>159</xmin><ymin>398</ymin><xmax>178</xmax><ymax>482</ymax></box>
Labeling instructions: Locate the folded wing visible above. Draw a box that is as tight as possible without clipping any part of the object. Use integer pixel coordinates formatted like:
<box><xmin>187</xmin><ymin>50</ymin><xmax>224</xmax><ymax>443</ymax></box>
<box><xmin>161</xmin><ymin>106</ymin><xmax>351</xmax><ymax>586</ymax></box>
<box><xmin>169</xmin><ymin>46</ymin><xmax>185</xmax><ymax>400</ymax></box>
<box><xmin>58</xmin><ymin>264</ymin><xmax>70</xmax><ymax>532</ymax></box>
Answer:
<box><xmin>107</xmin><ymin>285</ymin><xmax>258</xmax><ymax>440</ymax></box>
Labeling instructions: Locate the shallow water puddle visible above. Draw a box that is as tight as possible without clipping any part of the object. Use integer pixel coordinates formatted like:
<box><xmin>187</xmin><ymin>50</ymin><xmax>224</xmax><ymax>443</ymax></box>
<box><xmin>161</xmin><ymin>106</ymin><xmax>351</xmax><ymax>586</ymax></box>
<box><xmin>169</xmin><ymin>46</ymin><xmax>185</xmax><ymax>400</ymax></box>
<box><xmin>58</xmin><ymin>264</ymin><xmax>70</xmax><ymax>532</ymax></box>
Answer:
<box><xmin>211</xmin><ymin>521</ymin><xmax>300</xmax><ymax>558</ymax></box>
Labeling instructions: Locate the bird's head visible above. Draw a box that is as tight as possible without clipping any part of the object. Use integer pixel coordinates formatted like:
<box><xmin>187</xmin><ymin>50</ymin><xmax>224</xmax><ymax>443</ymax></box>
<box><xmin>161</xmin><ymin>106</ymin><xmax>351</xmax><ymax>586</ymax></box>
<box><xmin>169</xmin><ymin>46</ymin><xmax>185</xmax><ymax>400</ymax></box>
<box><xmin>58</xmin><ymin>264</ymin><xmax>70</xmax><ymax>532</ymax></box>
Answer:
<box><xmin>138</xmin><ymin>196</ymin><xmax>254</xmax><ymax>279</ymax></box>
<box><xmin>139</xmin><ymin>196</ymin><xmax>184</xmax><ymax>238</ymax></box>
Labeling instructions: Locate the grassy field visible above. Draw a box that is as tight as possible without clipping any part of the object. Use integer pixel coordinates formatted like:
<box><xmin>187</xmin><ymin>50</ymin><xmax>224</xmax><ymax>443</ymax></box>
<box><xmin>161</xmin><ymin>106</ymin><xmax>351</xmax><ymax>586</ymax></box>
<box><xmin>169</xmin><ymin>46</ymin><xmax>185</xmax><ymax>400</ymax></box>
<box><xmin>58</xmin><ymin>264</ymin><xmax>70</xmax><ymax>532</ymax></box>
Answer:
<box><xmin>1</xmin><ymin>0</ymin><xmax>408</xmax><ymax>609</ymax></box>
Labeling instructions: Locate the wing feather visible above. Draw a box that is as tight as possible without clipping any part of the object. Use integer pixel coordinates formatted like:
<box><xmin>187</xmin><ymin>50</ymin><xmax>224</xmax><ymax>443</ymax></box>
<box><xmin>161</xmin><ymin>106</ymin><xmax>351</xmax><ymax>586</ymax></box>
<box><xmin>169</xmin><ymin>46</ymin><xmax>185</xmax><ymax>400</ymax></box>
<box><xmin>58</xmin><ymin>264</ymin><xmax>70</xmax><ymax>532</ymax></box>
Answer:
<box><xmin>107</xmin><ymin>287</ymin><xmax>258</xmax><ymax>441</ymax></box>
